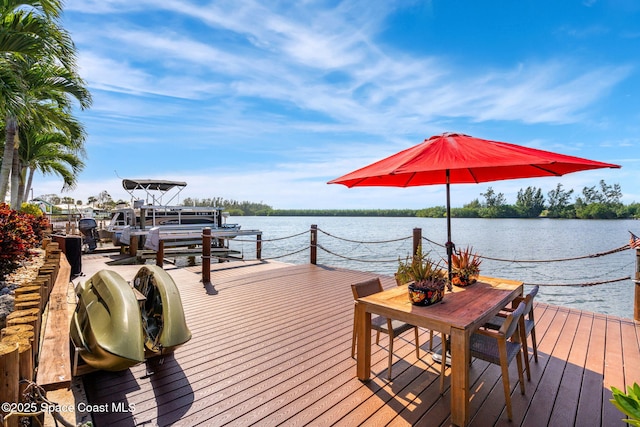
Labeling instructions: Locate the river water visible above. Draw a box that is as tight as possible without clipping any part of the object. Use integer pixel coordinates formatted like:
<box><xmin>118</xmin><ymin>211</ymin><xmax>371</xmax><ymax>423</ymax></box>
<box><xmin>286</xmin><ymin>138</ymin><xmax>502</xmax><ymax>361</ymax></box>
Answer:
<box><xmin>227</xmin><ymin>216</ymin><xmax>639</xmax><ymax>319</ymax></box>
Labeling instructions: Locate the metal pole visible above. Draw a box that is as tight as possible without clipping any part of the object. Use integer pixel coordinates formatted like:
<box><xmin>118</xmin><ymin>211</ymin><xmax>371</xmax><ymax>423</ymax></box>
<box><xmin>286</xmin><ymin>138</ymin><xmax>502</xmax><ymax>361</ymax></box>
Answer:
<box><xmin>445</xmin><ymin>169</ymin><xmax>454</xmax><ymax>290</ymax></box>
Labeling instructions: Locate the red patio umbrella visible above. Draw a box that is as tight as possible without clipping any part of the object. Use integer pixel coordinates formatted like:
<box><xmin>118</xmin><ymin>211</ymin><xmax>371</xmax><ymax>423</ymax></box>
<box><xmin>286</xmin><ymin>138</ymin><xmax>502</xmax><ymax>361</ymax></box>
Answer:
<box><xmin>328</xmin><ymin>132</ymin><xmax>621</xmax><ymax>284</ymax></box>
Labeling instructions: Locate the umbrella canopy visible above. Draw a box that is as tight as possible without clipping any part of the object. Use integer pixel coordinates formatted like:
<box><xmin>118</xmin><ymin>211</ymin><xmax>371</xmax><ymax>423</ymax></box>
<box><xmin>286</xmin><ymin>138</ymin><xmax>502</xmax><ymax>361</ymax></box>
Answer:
<box><xmin>328</xmin><ymin>132</ymin><xmax>621</xmax><ymax>284</ymax></box>
<box><xmin>328</xmin><ymin>132</ymin><xmax>620</xmax><ymax>187</ymax></box>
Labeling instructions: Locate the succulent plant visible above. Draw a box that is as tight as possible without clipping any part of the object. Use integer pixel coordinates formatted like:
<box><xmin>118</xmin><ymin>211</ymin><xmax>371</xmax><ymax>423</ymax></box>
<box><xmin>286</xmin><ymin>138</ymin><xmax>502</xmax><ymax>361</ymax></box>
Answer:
<box><xmin>450</xmin><ymin>246</ymin><xmax>482</xmax><ymax>277</ymax></box>
<box><xmin>396</xmin><ymin>245</ymin><xmax>447</xmax><ymax>291</ymax></box>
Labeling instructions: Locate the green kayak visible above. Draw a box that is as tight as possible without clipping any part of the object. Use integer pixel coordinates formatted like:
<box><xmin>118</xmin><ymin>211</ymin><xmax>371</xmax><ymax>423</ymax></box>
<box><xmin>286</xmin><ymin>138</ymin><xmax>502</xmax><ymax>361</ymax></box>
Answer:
<box><xmin>70</xmin><ymin>269</ymin><xmax>145</xmax><ymax>371</ymax></box>
<box><xmin>133</xmin><ymin>265</ymin><xmax>191</xmax><ymax>356</ymax></box>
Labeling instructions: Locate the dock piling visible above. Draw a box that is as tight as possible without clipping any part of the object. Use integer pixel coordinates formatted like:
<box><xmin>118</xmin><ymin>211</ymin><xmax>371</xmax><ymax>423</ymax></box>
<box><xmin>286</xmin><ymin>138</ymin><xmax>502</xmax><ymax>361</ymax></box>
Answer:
<box><xmin>310</xmin><ymin>225</ymin><xmax>317</xmax><ymax>265</ymax></box>
<box><xmin>635</xmin><ymin>248</ymin><xmax>640</xmax><ymax>323</ymax></box>
<box><xmin>202</xmin><ymin>228</ymin><xmax>211</xmax><ymax>286</ymax></box>
<box><xmin>412</xmin><ymin>228</ymin><xmax>422</xmax><ymax>256</ymax></box>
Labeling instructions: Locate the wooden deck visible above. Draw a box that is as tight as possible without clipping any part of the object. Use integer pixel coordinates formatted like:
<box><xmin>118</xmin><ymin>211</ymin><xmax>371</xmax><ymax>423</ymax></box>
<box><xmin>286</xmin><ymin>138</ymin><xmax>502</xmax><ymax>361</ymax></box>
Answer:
<box><xmin>75</xmin><ymin>255</ymin><xmax>640</xmax><ymax>426</ymax></box>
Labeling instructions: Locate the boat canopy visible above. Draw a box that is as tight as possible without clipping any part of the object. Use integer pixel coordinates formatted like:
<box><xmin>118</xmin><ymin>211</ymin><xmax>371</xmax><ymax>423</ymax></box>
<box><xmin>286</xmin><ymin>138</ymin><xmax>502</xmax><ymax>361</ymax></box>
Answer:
<box><xmin>122</xmin><ymin>179</ymin><xmax>188</xmax><ymax>206</ymax></box>
<box><xmin>122</xmin><ymin>179</ymin><xmax>187</xmax><ymax>192</ymax></box>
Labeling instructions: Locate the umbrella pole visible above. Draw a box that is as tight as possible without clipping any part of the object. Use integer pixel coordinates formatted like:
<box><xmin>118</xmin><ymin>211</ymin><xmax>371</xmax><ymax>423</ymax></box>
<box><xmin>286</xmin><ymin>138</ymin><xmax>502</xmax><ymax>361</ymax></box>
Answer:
<box><xmin>446</xmin><ymin>170</ymin><xmax>454</xmax><ymax>291</ymax></box>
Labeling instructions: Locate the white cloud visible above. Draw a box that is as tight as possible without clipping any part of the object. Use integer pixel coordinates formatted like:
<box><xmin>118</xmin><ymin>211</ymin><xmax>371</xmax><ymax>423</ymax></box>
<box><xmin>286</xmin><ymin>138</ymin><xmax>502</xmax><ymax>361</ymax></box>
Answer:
<box><xmin>68</xmin><ymin>1</ymin><xmax>632</xmax><ymax>132</ymax></box>
<box><xmin>65</xmin><ymin>0</ymin><xmax>154</xmax><ymax>13</ymax></box>
<box><xmin>43</xmin><ymin>1</ymin><xmax>633</xmax><ymax>209</ymax></box>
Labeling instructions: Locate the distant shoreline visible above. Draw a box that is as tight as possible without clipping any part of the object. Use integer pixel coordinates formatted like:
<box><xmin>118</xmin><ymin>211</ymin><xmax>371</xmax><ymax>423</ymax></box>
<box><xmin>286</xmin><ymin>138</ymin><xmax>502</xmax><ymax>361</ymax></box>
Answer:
<box><xmin>241</xmin><ymin>209</ymin><xmax>638</xmax><ymax>219</ymax></box>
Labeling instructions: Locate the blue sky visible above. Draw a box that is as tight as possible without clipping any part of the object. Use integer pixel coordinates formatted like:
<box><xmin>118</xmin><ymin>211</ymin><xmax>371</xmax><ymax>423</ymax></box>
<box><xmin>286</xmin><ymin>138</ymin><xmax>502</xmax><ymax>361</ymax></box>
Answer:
<box><xmin>36</xmin><ymin>0</ymin><xmax>639</xmax><ymax>209</ymax></box>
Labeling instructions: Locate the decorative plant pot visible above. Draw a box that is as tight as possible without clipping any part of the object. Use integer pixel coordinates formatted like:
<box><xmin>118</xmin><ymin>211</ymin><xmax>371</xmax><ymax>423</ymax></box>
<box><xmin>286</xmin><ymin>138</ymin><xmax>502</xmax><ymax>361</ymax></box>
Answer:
<box><xmin>451</xmin><ymin>274</ymin><xmax>478</xmax><ymax>288</ymax></box>
<box><xmin>408</xmin><ymin>283</ymin><xmax>444</xmax><ymax>306</ymax></box>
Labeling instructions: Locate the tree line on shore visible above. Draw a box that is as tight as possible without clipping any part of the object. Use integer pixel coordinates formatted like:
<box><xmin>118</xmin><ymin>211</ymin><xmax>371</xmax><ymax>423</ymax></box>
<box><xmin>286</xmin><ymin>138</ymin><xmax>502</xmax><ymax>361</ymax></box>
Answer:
<box><xmin>179</xmin><ymin>180</ymin><xmax>640</xmax><ymax>220</ymax></box>
<box><xmin>418</xmin><ymin>181</ymin><xmax>638</xmax><ymax>219</ymax></box>
<box><xmin>37</xmin><ymin>179</ymin><xmax>639</xmax><ymax>220</ymax></box>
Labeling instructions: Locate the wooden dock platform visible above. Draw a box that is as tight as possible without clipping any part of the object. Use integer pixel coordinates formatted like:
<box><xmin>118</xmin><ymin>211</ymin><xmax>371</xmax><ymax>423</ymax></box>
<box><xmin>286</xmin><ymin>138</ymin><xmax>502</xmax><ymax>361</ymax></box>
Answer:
<box><xmin>73</xmin><ymin>255</ymin><xmax>639</xmax><ymax>426</ymax></box>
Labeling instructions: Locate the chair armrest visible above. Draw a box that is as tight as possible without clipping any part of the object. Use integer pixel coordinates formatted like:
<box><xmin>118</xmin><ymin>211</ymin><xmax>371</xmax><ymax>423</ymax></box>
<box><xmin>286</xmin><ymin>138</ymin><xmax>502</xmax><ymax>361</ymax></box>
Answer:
<box><xmin>501</xmin><ymin>297</ymin><xmax>524</xmax><ymax>313</ymax></box>
<box><xmin>474</xmin><ymin>328</ymin><xmax>502</xmax><ymax>339</ymax></box>
<box><xmin>509</xmin><ymin>296</ymin><xmax>525</xmax><ymax>309</ymax></box>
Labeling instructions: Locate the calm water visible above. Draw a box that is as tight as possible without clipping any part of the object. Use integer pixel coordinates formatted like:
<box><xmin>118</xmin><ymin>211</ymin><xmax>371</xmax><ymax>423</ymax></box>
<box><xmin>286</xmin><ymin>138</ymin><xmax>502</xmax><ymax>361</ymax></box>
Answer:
<box><xmin>227</xmin><ymin>216</ymin><xmax>639</xmax><ymax>319</ymax></box>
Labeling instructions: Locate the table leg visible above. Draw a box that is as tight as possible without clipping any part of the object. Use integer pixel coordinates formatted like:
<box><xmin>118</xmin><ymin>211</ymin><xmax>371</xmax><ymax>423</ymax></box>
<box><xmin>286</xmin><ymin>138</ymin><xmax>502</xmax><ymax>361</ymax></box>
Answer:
<box><xmin>356</xmin><ymin>302</ymin><xmax>371</xmax><ymax>380</ymax></box>
<box><xmin>450</xmin><ymin>327</ymin><xmax>470</xmax><ymax>426</ymax></box>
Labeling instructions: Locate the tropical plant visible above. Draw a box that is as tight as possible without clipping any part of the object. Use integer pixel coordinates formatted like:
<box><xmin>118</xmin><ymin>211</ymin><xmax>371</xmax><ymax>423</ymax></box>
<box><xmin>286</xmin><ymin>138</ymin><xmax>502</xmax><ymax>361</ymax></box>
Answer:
<box><xmin>18</xmin><ymin>122</ymin><xmax>86</xmax><ymax>204</ymax></box>
<box><xmin>610</xmin><ymin>383</ymin><xmax>640</xmax><ymax>426</ymax></box>
<box><xmin>0</xmin><ymin>202</ymin><xmax>46</xmax><ymax>280</ymax></box>
<box><xmin>450</xmin><ymin>245</ymin><xmax>482</xmax><ymax>286</ymax></box>
<box><xmin>0</xmin><ymin>0</ymin><xmax>90</xmax><ymax>206</ymax></box>
<box><xmin>10</xmin><ymin>58</ymin><xmax>90</xmax><ymax>206</ymax></box>
<box><xmin>19</xmin><ymin>201</ymin><xmax>42</xmax><ymax>216</ymax></box>
<box><xmin>396</xmin><ymin>245</ymin><xmax>447</xmax><ymax>291</ymax></box>
<box><xmin>1</xmin><ymin>0</ymin><xmax>65</xmax><ymax>200</ymax></box>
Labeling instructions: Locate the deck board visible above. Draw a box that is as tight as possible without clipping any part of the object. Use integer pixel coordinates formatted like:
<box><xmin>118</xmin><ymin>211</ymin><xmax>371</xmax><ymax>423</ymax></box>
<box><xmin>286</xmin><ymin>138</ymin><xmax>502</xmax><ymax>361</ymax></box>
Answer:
<box><xmin>547</xmin><ymin>311</ymin><xmax>591</xmax><ymax>427</ymax></box>
<box><xmin>576</xmin><ymin>313</ymin><xmax>608</xmax><ymax>427</ymax></box>
<box><xmin>36</xmin><ymin>255</ymin><xmax>73</xmax><ymax>390</ymax></box>
<box><xmin>76</xmin><ymin>255</ymin><xmax>640</xmax><ymax>426</ymax></box>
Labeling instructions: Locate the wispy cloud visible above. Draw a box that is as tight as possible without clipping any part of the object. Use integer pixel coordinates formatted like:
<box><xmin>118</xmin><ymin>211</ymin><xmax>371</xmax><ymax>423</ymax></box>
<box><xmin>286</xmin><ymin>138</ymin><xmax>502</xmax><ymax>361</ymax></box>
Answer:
<box><xmin>69</xmin><ymin>2</ymin><xmax>630</xmax><ymax>133</ymax></box>
<box><xmin>51</xmin><ymin>1</ymin><xmax>635</xmax><ymax>207</ymax></box>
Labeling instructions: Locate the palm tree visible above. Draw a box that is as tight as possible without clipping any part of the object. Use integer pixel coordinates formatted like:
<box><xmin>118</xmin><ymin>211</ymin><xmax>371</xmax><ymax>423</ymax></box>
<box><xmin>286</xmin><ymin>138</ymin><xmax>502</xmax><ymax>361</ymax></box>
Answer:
<box><xmin>18</xmin><ymin>126</ymin><xmax>85</xmax><ymax>205</ymax></box>
<box><xmin>0</xmin><ymin>0</ymin><xmax>86</xmax><ymax>205</ymax></box>
<box><xmin>10</xmin><ymin>59</ymin><xmax>90</xmax><ymax>205</ymax></box>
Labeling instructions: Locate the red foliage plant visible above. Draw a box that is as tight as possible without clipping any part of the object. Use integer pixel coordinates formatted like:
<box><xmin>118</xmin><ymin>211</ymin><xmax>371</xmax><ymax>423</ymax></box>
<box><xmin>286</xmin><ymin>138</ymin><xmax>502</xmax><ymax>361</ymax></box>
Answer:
<box><xmin>0</xmin><ymin>203</ymin><xmax>48</xmax><ymax>281</ymax></box>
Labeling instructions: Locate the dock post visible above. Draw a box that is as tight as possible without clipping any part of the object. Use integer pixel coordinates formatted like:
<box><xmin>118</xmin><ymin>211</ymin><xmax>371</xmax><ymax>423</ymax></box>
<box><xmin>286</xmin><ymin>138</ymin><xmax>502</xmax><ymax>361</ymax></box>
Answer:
<box><xmin>256</xmin><ymin>232</ymin><xmax>262</xmax><ymax>260</ymax></box>
<box><xmin>413</xmin><ymin>228</ymin><xmax>422</xmax><ymax>255</ymax></box>
<box><xmin>156</xmin><ymin>241</ymin><xmax>164</xmax><ymax>267</ymax></box>
<box><xmin>310</xmin><ymin>224</ymin><xmax>317</xmax><ymax>265</ymax></box>
<box><xmin>202</xmin><ymin>228</ymin><xmax>211</xmax><ymax>286</ymax></box>
<box><xmin>129</xmin><ymin>235</ymin><xmax>138</xmax><ymax>257</ymax></box>
<box><xmin>635</xmin><ymin>248</ymin><xmax>640</xmax><ymax>323</ymax></box>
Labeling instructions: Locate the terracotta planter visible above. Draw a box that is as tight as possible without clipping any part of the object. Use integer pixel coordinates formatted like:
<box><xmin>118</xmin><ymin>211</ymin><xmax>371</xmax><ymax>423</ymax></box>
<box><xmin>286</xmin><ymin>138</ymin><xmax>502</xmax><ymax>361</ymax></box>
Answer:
<box><xmin>408</xmin><ymin>283</ymin><xmax>444</xmax><ymax>306</ymax></box>
<box><xmin>451</xmin><ymin>273</ymin><xmax>478</xmax><ymax>288</ymax></box>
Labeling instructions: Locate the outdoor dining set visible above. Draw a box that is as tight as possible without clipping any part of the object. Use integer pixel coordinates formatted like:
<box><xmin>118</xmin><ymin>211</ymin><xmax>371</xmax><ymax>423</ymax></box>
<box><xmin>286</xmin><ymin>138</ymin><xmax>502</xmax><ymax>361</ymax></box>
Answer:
<box><xmin>329</xmin><ymin>132</ymin><xmax>615</xmax><ymax>426</ymax></box>
<box><xmin>351</xmin><ymin>276</ymin><xmax>539</xmax><ymax>427</ymax></box>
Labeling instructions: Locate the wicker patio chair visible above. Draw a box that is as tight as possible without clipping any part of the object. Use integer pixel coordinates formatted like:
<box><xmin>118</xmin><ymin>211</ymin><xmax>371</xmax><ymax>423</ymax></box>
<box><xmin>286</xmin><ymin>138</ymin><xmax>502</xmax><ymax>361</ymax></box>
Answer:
<box><xmin>470</xmin><ymin>301</ymin><xmax>527</xmax><ymax>421</ymax></box>
<box><xmin>351</xmin><ymin>277</ymin><xmax>420</xmax><ymax>380</ymax></box>
<box><xmin>484</xmin><ymin>285</ymin><xmax>539</xmax><ymax>380</ymax></box>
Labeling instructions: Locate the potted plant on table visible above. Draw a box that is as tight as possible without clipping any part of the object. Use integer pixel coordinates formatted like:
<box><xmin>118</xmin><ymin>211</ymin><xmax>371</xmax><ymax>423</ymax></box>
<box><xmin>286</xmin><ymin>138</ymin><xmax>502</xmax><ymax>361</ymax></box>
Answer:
<box><xmin>449</xmin><ymin>246</ymin><xmax>482</xmax><ymax>287</ymax></box>
<box><xmin>396</xmin><ymin>245</ymin><xmax>447</xmax><ymax>306</ymax></box>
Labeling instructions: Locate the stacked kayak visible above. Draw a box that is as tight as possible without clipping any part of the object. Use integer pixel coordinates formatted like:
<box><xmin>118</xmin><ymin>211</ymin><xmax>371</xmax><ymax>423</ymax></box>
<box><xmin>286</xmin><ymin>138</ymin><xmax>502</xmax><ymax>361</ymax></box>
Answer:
<box><xmin>133</xmin><ymin>265</ymin><xmax>192</xmax><ymax>356</ymax></box>
<box><xmin>70</xmin><ymin>266</ymin><xmax>191</xmax><ymax>372</ymax></box>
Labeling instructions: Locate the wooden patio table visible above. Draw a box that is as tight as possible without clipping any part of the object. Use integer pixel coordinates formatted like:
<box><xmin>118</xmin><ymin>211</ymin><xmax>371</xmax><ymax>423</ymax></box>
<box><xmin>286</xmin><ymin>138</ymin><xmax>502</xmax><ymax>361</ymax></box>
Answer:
<box><xmin>355</xmin><ymin>276</ymin><xmax>523</xmax><ymax>426</ymax></box>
